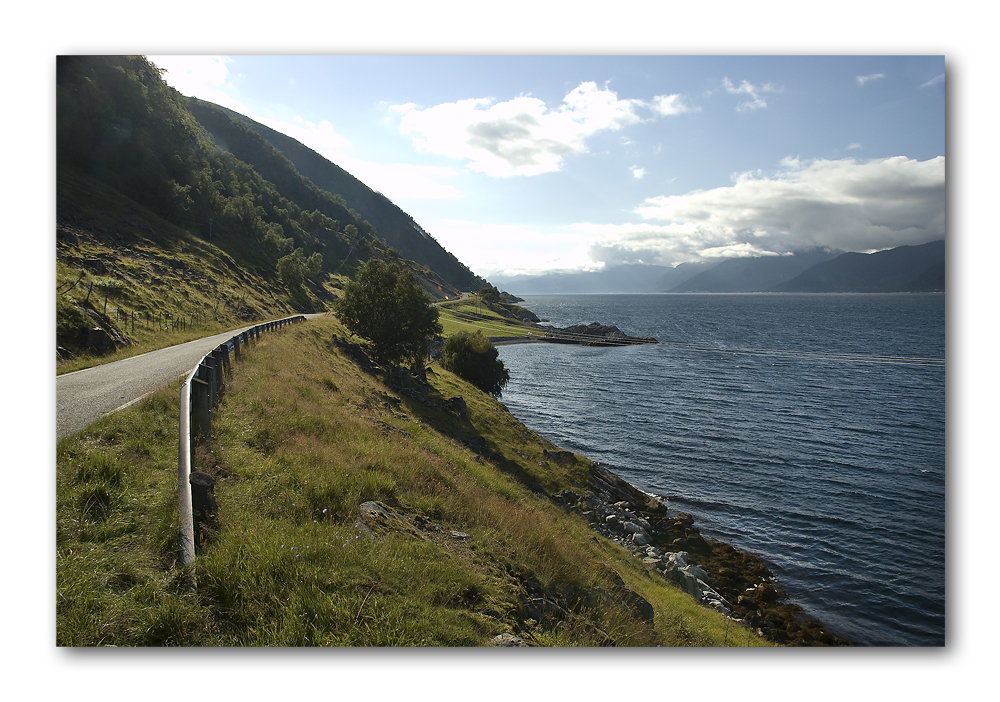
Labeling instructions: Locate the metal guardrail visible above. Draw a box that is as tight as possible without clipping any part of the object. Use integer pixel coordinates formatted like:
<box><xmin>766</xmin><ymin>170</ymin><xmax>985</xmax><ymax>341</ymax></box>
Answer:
<box><xmin>177</xmin><ymin>315</ymin><xmax>306</xmax><ymax>587</ymax></box>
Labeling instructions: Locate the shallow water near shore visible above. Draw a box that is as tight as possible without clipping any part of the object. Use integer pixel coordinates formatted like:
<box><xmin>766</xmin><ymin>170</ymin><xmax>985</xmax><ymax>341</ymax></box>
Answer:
<box><xmin>496</xmin><ymin>293</ymin><xmax>945</xmax><ymax>646</ymax></box>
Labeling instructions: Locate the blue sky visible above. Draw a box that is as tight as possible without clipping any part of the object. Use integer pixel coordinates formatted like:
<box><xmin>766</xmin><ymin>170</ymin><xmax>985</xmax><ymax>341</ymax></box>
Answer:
<box><xmin>149</xmin><ymin>54</ymin><xmax>945</xmax><ymax>278</ymax></box>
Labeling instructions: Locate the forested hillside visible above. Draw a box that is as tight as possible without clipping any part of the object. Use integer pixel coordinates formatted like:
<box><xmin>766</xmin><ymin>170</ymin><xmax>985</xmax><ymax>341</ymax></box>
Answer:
<box><xmin>56</xmin><ymin>55</ymin><xmax>482</xmax><ymax>363</ymax></box>
<box><xmin>187</xmin><ymin>99</ymin><xmax>481</xmax><ymax>291</ymax></box>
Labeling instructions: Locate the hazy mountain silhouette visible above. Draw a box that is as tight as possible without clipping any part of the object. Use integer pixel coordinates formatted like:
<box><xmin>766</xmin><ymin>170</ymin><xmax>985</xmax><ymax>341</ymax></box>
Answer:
<box><xmin>490</xmin><ymin>261</ymin><xmax>712</xmax><ymax>295</ymax></box>
<box><xmin>770</xmin><ymin>240</ymin><xmax>945</xmax><ymax>292</ymax></box>
<box><xmin>668</xmin><ymin>248</ymin><xmax>843</xmax><ymax>292</ymax></box>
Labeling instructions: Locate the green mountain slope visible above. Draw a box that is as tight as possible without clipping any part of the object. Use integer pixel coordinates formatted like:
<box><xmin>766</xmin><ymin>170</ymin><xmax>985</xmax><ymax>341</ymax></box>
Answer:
<box><xmin>187</xmin><ymin>99</ymin><xmax>482</xmax><ymax>292</ymax></box>
<box><xmin>55</xmin><ymin>56</ymin><xmax>479</xmax><ymax>365</ymax></box>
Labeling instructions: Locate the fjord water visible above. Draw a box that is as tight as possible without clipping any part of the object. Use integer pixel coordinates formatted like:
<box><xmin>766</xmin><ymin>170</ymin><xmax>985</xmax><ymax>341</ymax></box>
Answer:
<box><xmin>497</xmin><ymin>294</ymin><xmax>945</xmax><ymax>646</ymax></box>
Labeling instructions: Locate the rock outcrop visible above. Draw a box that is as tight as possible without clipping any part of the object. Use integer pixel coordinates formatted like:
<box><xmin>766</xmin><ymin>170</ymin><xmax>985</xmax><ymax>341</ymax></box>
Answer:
<box><xmin>541</xmin><ymin>322</ymin><xmax>657</xmax><ymax>346</ymax></box>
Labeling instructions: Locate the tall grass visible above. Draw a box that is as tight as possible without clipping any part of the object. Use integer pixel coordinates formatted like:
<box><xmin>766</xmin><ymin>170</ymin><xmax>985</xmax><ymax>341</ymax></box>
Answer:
<box><xmin>56</xmin><ymin>316</ymin><xmax>769</xmax><ymax>646</ymax></box>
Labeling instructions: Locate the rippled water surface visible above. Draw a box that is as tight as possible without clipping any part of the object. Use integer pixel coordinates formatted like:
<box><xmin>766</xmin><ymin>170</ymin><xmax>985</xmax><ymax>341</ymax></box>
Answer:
<box><xmin>496</xmin><ymin>294</ymin><xmax>945</xmax><ymax>646</ymax></box>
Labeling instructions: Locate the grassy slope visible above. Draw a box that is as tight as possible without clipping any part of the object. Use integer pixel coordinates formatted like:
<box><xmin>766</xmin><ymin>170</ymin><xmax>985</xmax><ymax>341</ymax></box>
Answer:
<box><xmin>436</xmin><ymin>298</ymin><xmax>544</xmax><ymax>341</ymax></box>
<box><xmin>56</xmin><ymin>315</ymin><xmax>768</xmax><ymax>646</ymax></box>
<box><xmin>56</xmin><ymin>169</ymin><xmax>348</xmax><ymax>375</ymax></box>
<box><xmin>55</xmin><ymin>169</ymin><xmax>471</xmax><ymax>376</ymax></box>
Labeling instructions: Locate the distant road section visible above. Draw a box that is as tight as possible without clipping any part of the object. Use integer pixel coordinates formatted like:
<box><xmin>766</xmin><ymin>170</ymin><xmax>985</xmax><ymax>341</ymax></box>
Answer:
<box><xmin>57</xmin><ymin>315</ymin><xmax>323</xmax><ymax>440</ymax></box>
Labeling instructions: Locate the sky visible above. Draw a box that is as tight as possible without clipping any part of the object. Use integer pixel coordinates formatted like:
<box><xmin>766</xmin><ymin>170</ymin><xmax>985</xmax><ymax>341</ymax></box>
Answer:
<box><xmin>148</xmin><ymin>54</ymin><xmax>945</xmax><ymax>279</ymax></box>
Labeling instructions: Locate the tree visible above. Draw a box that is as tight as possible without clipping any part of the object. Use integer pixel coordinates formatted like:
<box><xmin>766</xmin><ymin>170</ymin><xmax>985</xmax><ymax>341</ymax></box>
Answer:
<box><xmin>335</xmin><ymin>260</ymin><xmax>442</xmax><ymax>368</ymax></box>
<box><xmin>276</xmin><ymin>248</ymin><xmax>322</xmax><ymax>288</ymax></box>
<box><xmin>440</xmin><ymin>331</ymin><xmax>510</xmax><ymax>398</ymax></box>
<box><xmin>263</xmin><ymin>223</ymin><xmax>294</xmax><ymax>259</ymax></box>
<box><xmin>478</xmin><ymin>284</ymin><xmax>501</xmax><ymax>304</ymax></box>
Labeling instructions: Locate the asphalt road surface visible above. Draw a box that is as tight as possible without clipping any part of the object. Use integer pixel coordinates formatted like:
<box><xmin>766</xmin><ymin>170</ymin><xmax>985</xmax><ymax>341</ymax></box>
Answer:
<box><xmin>56</xmin><ymin>315</ymin><xmax>323</xmax><ymax>440</ymax></box>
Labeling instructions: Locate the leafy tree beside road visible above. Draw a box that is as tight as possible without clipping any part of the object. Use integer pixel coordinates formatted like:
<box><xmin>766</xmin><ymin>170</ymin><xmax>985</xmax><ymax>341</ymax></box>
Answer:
<box><xmin>334</xmin><ymin>260</ymin><xmax>441</xmax><ymax>368</ymax></box>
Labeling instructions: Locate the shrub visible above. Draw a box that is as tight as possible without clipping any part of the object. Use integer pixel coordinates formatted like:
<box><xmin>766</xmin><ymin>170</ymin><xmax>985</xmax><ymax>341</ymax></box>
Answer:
<box><xmin>441</xmin><ymin>331</ymin><xmax>510</xmax><ymax>398</ymax></box>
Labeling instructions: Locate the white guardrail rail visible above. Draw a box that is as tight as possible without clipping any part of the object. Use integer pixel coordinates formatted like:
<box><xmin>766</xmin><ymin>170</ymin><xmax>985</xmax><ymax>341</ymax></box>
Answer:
<box><xmin>177</xmin><ymin>315</ymin><xmax>306</xmax><ymax>588</ymax></box>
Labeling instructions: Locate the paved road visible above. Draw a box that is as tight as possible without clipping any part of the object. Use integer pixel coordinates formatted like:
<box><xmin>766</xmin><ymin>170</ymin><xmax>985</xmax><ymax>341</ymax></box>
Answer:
<box><xmin>56</xmin><ymin>315</ymin><xmax>323</xmax><ymax>440</ymax></box>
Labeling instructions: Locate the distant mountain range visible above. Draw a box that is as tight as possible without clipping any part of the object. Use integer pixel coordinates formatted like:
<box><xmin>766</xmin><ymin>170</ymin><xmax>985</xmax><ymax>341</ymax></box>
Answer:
<box><xmin>772</xmin><ymin>240</ymin><xmax>945</xmax><ymax>293</ymax></box>
<box><xmin>490</xmin><ymin>261</ymin><xmax>712</xmax><ymax>295</ymax></box>
<box><xmin>670</xmin><ymin>248</ymin><xmax>842</xmax><ymax>293</ymax></box>
<box><xmin>491</xmin><ymin>240</ymin><xmax>944</xmax><ymax>295</ymax></box>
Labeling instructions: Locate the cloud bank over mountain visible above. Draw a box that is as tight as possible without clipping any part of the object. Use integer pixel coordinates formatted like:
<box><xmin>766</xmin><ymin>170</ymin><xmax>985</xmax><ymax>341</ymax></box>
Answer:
<box><xmin>571</xmin><ymin>155</ymin><xmax>944</xmax><ymax>268</ymax></box>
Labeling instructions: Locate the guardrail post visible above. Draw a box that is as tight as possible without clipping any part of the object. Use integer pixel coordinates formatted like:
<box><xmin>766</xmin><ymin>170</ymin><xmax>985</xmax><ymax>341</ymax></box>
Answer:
<box><xmin>204</xmin><ymin>356</ymin><xmax>217</xmax><ymax>409</ymax></box>
<box><xmin>212</xmin><ymin>349</ymin><xmax>225</xmax><ymax>397</ymax></box>
<box><xmin>233</xmin><ymin>335</ymin><xmax>241</xmax><ymax>362</ymax></box>
<box><xmin>220</xmin><ymin>345</ymin><xmax>232</xmax><ymax>380</ymax></box>
<box><xmin>190</xmin><ymin>471</ymin><xmax>217</xmax><ymax>554</ymax></box>
<box><xmin>193</xmin><ymin>372</ymin><xmax>211</xmax><ymax>441</ymax></box>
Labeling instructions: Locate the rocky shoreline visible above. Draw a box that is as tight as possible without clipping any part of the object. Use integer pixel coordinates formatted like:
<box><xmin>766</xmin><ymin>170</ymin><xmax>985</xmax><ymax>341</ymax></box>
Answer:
<box><xmin>571</xmin><ymin>462</ymin><xmax>850</xmax><ymax>646</ymax></box>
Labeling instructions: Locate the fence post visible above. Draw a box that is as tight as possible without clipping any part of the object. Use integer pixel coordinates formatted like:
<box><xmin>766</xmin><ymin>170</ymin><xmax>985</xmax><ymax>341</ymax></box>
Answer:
<box><xmin>233</xmin><ymin>334</ymin><xmax>241</xmax><ymax>362</ymax></box>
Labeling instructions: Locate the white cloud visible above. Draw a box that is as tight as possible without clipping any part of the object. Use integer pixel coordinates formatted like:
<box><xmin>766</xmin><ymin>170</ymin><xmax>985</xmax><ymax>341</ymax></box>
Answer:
<box><xmin>921</xmin><ymin>73</ymin><xmax>945</xmax><ymax>88</ymax></box>
<box><xmin>722</xmin><ymin>77</ymin><xmax>779</xmax><ymax>111</ymax></box>
<box><xmin>631</xmin><ymin>166</ymin><xmax>647</xmax><ymax>179</ymax></box>
<box><xmin>347</xmin><ymin>161</ymin><xmax>464</xmax><ymax>201</ymax></box>
<box><xmin>857</xmin><ymin>72</ymin><xmax>886</xmax><ymax>87</ymax></box>
<box><xmin>848</xmin><ymin>142</ymin><xmax>863</xmax><ymax>150</ymax></box>
<box><xmin>388</xmin><ymin>101</ymin><xmax>419</xmax><ymax>115</ymax></box>
<box><xmin>259</xmin><ymin>116</ymin><xmax>352</xmax><ymax>155</ymax></box>
<box><xmin>247</xmin><ymin>116</ymin><xmax>466</xmax><ymax>202</ymax></box>
<box><xmin>147</xmin><ymin>55</ymin><xmax>251</xmax><ymax>115</ymax></box>
<box><xmin>149</xmin><ymin>55</ymin><xmax>229</xmax><ymax>94</ymax></box>
<box><xmin>392</xmin><ymin>82</ymin><xmax>688</xmax><ymax>178</ymax></box>
<box><xmin>651</xmin><ymin>93</ymin><xmax>698</xmax><ymax>116</ymax></box>
<box><xmin>572</xmin><ymin>156</ymin><xmax>944</xmax><ymax>268</ymax></box>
